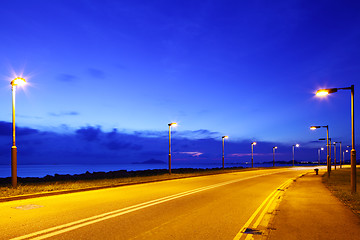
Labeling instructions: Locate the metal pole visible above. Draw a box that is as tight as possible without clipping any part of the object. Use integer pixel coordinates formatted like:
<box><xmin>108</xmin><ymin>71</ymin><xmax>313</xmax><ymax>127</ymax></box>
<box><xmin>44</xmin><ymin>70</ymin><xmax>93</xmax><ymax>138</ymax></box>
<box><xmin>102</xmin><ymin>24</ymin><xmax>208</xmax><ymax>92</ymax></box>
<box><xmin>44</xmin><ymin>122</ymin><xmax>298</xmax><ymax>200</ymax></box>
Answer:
<box><xmin>168</xmin><ymin>124</ymin><xmax>171</xmax><ymax>175</ymax></box>
<box><xmin>11</xmin><ymin>85</ymin><xmax>17</xmax><ymax>188</ymax></box>
<box><xmin>326</xmin><ymin>126</ymin><xmax>330</xmax><ymax>177</ymax></box>
<box><xmin>334</xmin><ymin>143</ymin><xmax>337</xmax><ymax>170</ymax></box>
<box><xmin>318</xmin><ymin>149</ymin><xmax>320</xmax><ymax>165</ymax></box>
<box><xmin>292</xmin><ymin>145</ymin><xmax>294</xmax><ymax>167</ymax></box>
<box><xmin>351</xmin><ymin>85</ymin><xmax>356</xmax><ymax>193</ymax></box>
<box><xmin>251</xmin><ymin>143</ymin><xmax>254</xmax><ymax>168</ymax></box>
<box><xmin>340</xmin><ymin>142</ymin><xmax>342</xmax><ymax>168</ymax></box>
<box><xmin>273</xmin><ymin>148</ymin><xmax>275</xmax><ymax>167</ymax></box>
<box><xmin>222</xmin><ymin>138</ymin><xmax>225</xmax><ymax>170</ymax></box>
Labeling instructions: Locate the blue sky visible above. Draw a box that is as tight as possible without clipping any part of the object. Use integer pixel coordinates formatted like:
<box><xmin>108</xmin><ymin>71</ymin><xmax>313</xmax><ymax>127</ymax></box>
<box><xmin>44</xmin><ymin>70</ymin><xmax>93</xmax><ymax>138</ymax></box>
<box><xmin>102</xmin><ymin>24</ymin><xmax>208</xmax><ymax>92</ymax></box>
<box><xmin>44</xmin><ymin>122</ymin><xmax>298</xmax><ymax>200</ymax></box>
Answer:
<box><xmin>0</xmin><ymin>1</ymin><xmax>359</xmax><ymax>166</ymax></box>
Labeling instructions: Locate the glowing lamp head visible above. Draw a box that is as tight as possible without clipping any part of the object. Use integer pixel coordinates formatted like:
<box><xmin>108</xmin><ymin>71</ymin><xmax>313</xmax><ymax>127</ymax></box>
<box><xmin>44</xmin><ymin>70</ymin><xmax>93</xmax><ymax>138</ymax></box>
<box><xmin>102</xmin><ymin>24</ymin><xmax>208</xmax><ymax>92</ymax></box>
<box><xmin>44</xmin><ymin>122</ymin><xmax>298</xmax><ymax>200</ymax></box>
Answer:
<box><xmin>252</xmin><ymin>141</ymin><xmax>257</xmax><ymax>145</ymax></box>
<box><xmin>296</xmin><ymin>144</ymin><xmax>300</xmax><ymax>147</ymax></box>
<box><xmin>316</xmin><ymin>88</ymin><xmax>338</xmax><ymax>97</ymax></box>
<box><xmin>222</xmin><ymin>136</ymin><xmax>228</xmax><ymax>139</ymax></box>
<box><xmin>346</xmin><ymin>150</ymin><xmax>349</xmax><ymax>153</ymax></box>
<box><xmin>11</xmin><ymin>77</ymin><xmax>26</xmax><ymax>86</ymax></box>
<box><xmin>321</xmin><ymin>148</ymin><xmax>324</xmax><ymax>151</ymax></box>
<box><xmin>310</xmin><ymin>126</ymin><xmax>320</xmax><ymax>130</ymax></box>
<box><xmin>273</xmin><ymin>146</ymin><xmax>278</xmax><ymax>149</ymax></box>
<box><xmin>168</xmin><ymin>122</ymin><xmax>177</xmax><ymax>127</ymax></box>
<box><xmin>316</xmin><ymin>90</ymin><xmax>329</xmax><ymax>97</ymax></box>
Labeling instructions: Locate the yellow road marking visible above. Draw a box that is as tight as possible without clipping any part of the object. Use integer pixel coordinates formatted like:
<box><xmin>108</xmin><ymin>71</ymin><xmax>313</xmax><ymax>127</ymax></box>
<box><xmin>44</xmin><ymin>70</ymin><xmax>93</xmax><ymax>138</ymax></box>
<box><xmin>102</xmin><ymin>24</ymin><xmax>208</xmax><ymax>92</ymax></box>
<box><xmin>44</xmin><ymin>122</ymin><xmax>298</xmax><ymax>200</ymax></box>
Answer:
<box><xmin>233</xmin><ymin>174</ymin><xmax>303</xmax><ymax>240</ymax></box>
<box><xmin>11</xmin><ymin>171</ymin><xmax>286</xmax><ymax>240</ymax></box>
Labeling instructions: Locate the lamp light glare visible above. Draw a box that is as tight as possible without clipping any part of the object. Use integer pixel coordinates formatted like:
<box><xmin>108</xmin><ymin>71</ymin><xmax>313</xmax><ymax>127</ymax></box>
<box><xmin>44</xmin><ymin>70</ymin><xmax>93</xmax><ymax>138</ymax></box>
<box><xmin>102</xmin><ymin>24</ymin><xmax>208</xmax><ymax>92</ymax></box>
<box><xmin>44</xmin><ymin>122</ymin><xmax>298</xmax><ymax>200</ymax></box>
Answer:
<box><xmin>11</xmin><ymin>77</ymin><xmax>26</xmax><ymax>86</ymax></box>
<box><xmin>316</xmin><ymin>90</ymin><xmax>329</xmax><ymax>97</ymax></box>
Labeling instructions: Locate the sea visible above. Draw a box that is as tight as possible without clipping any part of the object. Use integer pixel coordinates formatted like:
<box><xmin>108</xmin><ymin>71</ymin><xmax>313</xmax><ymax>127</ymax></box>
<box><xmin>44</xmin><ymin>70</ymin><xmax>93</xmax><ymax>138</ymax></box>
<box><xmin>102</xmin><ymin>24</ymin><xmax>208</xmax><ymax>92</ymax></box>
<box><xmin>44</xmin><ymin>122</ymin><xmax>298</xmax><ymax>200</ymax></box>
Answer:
<box><xmin>0</xmin><ymin>162</ymin><xmax>303</xmax><ymax>178</ymax></box>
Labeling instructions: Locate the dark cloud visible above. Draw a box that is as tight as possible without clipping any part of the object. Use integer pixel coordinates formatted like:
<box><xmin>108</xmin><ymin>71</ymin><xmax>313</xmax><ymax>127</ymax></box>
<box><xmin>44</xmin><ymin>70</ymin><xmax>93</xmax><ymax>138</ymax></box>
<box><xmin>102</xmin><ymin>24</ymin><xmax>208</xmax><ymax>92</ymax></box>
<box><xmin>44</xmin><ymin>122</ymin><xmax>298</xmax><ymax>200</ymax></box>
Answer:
<box><xmin>88</xmin><ymin>68</ymin><xmax>105</xmax><ymax>79</ymax></box>
<box><xmin>0</xmin><ymin>121</ymin><xmax>11</xmax><ymax>136</ymax></box>
<box><xmin>49</xmin><ymin>111</ymin><xmax>79</xmax><ymax>117</ymax></box>
<box><xmin>76</xmin><ymin>126</ymin><xmax>102</xmax><ymax>142</ymax></box>
<box><xmin>0</xmin><ymin>121</ymin><xmax>38</xmax><ymax>136</ymax></box>
<box><xmin>104</xmin><ymin>140</ymin><xmax>142</xmax><ymax>151</ymax></box>
<box><xmin>57</xmin><ymin>74</ymin><xmax>77</xmax><ymax>82</ymax></box>
<box><xmin>0</xmin><ymin>121</ymin><xmax>339</xmax><ymax>167</ymax></box>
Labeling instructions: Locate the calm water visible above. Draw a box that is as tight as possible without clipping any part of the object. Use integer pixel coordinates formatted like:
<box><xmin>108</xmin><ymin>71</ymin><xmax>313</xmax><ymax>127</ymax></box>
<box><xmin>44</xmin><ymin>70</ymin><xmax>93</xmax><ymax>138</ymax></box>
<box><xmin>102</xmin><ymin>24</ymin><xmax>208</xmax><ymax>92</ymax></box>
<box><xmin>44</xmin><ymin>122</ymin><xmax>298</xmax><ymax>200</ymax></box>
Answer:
<box><xmin>0</xmin><ymin>162</ymin><xmax>301</xmax><ymax>178</ymax></box>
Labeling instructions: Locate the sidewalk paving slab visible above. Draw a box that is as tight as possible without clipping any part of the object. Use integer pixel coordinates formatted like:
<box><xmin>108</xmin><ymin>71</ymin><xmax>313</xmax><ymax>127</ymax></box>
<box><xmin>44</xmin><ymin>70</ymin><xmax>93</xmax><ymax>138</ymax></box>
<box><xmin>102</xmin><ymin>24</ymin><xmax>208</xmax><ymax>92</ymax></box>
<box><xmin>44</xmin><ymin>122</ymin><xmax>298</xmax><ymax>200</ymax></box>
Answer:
<box><xmin>268</xmin><ymin>171</ymin><xmax>360</xmax><ymax>240</ymax></box>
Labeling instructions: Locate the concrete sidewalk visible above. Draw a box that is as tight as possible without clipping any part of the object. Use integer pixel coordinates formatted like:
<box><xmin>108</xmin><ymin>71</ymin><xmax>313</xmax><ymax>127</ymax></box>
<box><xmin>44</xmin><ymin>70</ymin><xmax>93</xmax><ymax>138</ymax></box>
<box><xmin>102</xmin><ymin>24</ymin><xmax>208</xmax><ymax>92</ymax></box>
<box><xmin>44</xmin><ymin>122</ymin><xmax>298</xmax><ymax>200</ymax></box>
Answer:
<box><xmin>268</xmin><ymin>171</ymin><xmax>360</xmax><ymax>240</ymax></box>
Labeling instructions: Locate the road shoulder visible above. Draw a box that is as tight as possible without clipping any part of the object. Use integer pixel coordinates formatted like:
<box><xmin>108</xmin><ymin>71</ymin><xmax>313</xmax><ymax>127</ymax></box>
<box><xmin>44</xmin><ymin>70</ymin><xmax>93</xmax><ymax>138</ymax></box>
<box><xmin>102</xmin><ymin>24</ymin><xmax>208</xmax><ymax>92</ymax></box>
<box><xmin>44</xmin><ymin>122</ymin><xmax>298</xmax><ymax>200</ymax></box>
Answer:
<box><xmin>267</xmin><ymin>171</ymin><xmax>360</xmax><ymax>240</ymax></box>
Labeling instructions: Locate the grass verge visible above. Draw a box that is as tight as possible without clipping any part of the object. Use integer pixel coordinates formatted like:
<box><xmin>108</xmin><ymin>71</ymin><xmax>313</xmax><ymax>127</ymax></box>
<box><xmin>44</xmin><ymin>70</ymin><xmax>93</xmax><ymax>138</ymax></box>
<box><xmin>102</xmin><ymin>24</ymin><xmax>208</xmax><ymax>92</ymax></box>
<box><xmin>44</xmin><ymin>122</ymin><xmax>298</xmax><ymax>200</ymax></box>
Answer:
<box><xmin>0</xmin><ymin>167</ymin><xmax>253</xmax><ymax>199</ymax></box>
<box><xmin>322</xmin><ymin>167</ymin><xmax>360</xmax><ymax>217</ymax></box>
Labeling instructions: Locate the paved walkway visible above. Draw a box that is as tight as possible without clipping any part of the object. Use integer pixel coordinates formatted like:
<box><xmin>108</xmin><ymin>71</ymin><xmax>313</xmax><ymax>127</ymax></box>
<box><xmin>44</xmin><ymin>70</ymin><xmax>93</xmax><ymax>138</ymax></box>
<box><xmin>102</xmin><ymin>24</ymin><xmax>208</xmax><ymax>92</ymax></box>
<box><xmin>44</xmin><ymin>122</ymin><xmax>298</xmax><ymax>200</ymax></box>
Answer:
<box><xmin>268</xmin><ymin>171</ymin><xmax>360</xmax><ymax>240</ymax></box>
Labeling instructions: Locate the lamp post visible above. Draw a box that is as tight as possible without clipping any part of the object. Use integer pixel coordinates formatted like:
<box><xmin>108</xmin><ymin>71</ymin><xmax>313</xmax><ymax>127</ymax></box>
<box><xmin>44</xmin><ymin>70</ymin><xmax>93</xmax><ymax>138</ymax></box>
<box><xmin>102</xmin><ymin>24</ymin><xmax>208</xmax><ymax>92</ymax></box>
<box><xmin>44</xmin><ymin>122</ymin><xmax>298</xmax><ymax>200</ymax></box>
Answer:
<box><xmin>319</xmin><ymin>137</ymin><xmax>332</xmax><ymax>175</ymax></box>
<box><xmin>10</xmin><ymin>77</ymin><xmax>26</xmax><ymax>188</ymax></box>
<box><xmin>333</xmin><ymin>142</ymin><xmax>341</xmax><ymax>169</ymax></box>
<box><xmin>273</xmin><ymin>146</ymin><xmax>277</xmax><ymax>167</ymax></box>
<box><xmin>318</xmin><ymin>147</ymin><xmax>324</xmax><ymax>165</ymax></box>
<box><xmin>344</xmin><ymin>150</ymin><xmax>349</xmax><ymax>165</ymax></box>
<box><xmin>168</xmin><ymin>122</ymin><xmax>177</xmax><ymax>174</ymax></box>
<box><xmin>251</xmin><ymin>142</ymin><xmax>256</xmax><ymax>168</ymax></box>
<box><xmin>222</xmin><ymin>136</ymin><xmax>228</xmax><ymax>169</ymax></box>
<box><xmin>333</xmin><ymin>142</ymin><xmax>337</xmax><ymax>170</ymax></box>
<box><xmin>311</xmin><ymin>125</ymin><xmax>330</xmax><ymax>177</ymax></box>
<box><xmin>337</xmin><ymin>142</ymin><xmax>342</xmax><ymax>168</ymax></box>
<box><xmin>292</xmin><ymin>144</ymin><xmax>299</xmax><ymax>167</ymax></box>
<box><xmin>316</xmin><ymin>85</ymin><xmax>356</xmax><ymax>193</ymax></box>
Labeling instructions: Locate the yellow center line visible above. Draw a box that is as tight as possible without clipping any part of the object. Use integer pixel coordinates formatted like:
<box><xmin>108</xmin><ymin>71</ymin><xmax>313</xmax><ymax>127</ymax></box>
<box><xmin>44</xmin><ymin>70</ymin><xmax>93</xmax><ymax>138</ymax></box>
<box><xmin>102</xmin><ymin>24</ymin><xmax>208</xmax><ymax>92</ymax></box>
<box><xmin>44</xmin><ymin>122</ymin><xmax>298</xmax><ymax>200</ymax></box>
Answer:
<box><xmin>11</xmin><ymin>171</ymin><xmax>286</xmax><ymax>240</ymax></box>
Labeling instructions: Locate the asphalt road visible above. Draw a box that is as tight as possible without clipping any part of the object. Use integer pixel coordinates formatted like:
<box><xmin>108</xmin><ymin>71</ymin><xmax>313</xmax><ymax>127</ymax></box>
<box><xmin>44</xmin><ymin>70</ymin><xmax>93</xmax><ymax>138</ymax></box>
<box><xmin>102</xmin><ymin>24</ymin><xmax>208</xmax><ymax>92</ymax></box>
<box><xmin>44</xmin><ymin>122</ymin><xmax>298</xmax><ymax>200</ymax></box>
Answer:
<box><xmin>0</xmin><ymin>167</ymin><xmax>316</xmax><ymax>240</ymax></box>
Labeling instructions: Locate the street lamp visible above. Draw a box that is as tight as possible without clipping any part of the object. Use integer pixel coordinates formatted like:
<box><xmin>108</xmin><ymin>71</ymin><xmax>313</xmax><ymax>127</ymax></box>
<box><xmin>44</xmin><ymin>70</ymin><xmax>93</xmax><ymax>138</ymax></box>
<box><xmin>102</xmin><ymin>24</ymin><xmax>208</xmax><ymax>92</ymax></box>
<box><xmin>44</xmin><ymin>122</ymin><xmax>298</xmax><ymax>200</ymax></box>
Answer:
<box><xmin>222</xmin><ymin>136</ymin><xmax>228</xmax><ymax>169</ymax></box>
<box><xmin>251</xmin><ymin>142</ymin><xmax>257</xmax><ymax>168</ymax></box>
<box><xmin>319</xmin><ymin>137</ymin><xmax>332</xmax><ymax>175</ymax></box>
<box><xmin>316</xmin><ymin>85</ymin><xmax>356</xmax><ymax>192</ymax></box>
<box><xmin>318</xmin><ymin>147</ymin><xmax>324</xmax><ymax>165</ymax></box>
<box><xmin>335</xmin><ymin>142</ymin><xmax>342</xmax><ymax>168</ymax></box>
<box><xmin>10</xmin><ymin>77</ymin><xmax>26</xmax><ymax>188</ymax></box>
<box><xmin>168</xmin><ymin>122</ymin><xmax>177</xmax><ymax>174</ymax></box>
<box><xmin>272</xmin><ymin>146</ymin><xmax>277</xmax><ymax>167</ymax></box>
<box><xmin>344</xmin><ymin>150</ymin><xmax>349</xmax><ymax>166</ymax></box>
<box><xmin>333</xmin><ymin>142</ymin><xmax>342</xmax><ymax>169</ymax></box>
<box><xmin>311</xmin><ymin>125</ymin><xmax>331</xmax><ymax>177</ymax></box>
<box><xmin>292</xmin><ymin>144</ymin><xmax>299</xmax><ymax>167</ymax></box>
<box><xmin>333</xmin><ymin>142</ymin><xmax>337</xmax><ymax>170</ymax></box>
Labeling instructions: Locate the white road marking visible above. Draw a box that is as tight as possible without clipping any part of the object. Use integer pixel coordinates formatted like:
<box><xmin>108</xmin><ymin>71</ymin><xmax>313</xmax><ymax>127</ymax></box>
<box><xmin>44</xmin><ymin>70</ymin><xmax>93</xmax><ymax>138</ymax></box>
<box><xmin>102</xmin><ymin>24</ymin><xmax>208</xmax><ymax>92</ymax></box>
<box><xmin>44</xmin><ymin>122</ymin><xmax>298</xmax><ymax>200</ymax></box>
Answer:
<box><xmin>11</xmin><ymin>170</ymin><xmax>293</xmax><ymax>240</ymax></box>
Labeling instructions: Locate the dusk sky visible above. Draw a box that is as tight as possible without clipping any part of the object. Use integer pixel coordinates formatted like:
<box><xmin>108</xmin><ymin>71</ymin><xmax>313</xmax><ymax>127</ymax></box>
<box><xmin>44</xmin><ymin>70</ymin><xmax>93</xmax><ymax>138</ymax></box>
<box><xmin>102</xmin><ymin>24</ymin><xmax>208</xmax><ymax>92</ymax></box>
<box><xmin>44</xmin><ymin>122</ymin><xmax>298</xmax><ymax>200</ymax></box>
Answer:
<box><xmin>0</xmin><ymin>1</ymin><xmax>359</xmax><ymax>168</ymax></box>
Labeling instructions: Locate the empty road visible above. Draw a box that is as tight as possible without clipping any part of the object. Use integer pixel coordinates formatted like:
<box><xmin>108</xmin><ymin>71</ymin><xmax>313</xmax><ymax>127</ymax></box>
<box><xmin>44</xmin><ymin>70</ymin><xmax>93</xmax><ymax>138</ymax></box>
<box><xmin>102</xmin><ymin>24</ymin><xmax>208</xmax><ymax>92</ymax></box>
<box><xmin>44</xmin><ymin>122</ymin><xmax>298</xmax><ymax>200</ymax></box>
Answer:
<box><xmin>0</xmin><ymin>167</ymin><xmax>316</xmax><ymax>239</ymax></box>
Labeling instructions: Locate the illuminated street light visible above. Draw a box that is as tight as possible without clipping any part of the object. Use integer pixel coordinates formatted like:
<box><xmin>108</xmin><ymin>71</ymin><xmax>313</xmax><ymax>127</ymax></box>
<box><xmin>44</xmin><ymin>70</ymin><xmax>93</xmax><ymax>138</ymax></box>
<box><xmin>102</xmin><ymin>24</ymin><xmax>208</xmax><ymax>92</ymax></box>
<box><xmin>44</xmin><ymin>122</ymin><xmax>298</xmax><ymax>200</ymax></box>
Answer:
<box><xmin>272</xmin><ymin>146</ymin><xmax>277</xmax><ymax>167</ymax></box>
<box><xmin>344</xmin><ymin>150</ymin><xmax>349</xmax><ymax>165</ymax></box>
<box><xmin>316</xmin><ymin>85</ymin><xmax>356</xmax><ymax>193</ymax></box>
<box><xmin>222</xmin><ymin>136</ymin><xmax>228</xmax><ymax>170</ymax></box>
<box><xmin>292</xmin><ymin>144</ymin><xmax>299</xmax><ymax>167</ymax></box>
<box><xmin>10</xmin><ymin>77</ymin><xmax>26</xmax><ymax>188</ymax></box>
<box><xmin>318</xmin><ymin>147</ymin><xmax>324</xmax><ymax>165</ymax></box>
<box><xmin>168</xmin><ymin>122</ymin><xmax>177</xmax><ymax>174</ymax></box>
<box><xmin>311</xmin><ymin>125</ymin><xmax>330</xmax><ymax>177</ymax></box>
<box><xmin>251</xmin><ymin>142</ymin><xmax>257</xmax><ymax>168</ymax></box>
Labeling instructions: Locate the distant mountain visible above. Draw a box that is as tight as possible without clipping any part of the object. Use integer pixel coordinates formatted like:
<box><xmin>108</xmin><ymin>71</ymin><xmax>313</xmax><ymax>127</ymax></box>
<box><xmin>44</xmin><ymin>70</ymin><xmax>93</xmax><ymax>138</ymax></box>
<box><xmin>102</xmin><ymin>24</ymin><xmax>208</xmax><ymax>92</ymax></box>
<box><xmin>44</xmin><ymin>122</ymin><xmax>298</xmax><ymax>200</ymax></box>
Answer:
<box><xmin>132</xmin><ymin>159</ymin><xmax>166</xmax><ymax>164</ymax></box>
